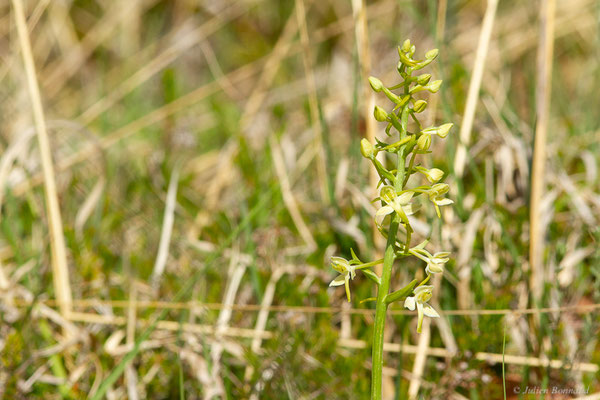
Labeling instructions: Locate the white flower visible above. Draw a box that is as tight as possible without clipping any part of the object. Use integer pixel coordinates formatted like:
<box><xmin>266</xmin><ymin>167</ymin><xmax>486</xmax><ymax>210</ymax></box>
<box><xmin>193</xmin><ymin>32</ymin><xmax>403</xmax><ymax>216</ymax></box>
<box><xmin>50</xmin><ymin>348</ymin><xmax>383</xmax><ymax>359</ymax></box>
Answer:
<box><xmin>404</xmin><ymin>285</ymin><xmax>439</xmax><ymax>333</ymax></box>
<box><xmin>425</xmin><ymin>252</ymin><xmax>450</xmax><ymax>274</ymax></box>
<box><xmin>409</xmin><ymin>248</ymin><xmax>450</xmax><ymax>275</ymax></box>
<box><xmin>329</xmin><ymin>257</ymin><xmax>356</xmax><ymax>302</ymax></box>
<box><xmin>427</xmin><ymin>183</ymin><xmax>453</xmax><ymax>218</ymax></box>
<box><xmin>375</xmin><ymin>186</ymin><xmax>418</xmax><ymax>225</ymax></box>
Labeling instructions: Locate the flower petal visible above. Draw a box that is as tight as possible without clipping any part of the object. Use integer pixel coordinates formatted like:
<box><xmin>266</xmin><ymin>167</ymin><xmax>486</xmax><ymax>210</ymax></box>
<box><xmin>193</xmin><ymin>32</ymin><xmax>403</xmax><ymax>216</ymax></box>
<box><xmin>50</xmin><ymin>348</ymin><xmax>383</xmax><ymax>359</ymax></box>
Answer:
<box><xmin>403</xmin><ymin>203</ymin><xmax>420</xmax><ymax>216</ymax></box>
<box><xmin>345</xmin><ymin>279</ymin><xmax>351</xmax><ymax>302</ymax></box>
<box><xmin>329</xmin><ymin>274</ymin><xmax>346</xmax><ymax>287</ymax></box>
<box><xmin>331</xmin><ymin>256</ymin><xmax>350</xmax><ymax>272</ymax></box>
<box><xmin>435</xmin><ymin>198</ymin><xmax>453</xmax><ymax>206</ymax></box>
<box><xmin>413</xmin><ymin>285</ymin><xmax>434</xmax><ymax>295</ymax></box>
<box><xmin>422</xmin><ymin>304</ymin><xmax>440</xmax><ymax>318</ymax></box>
<box><xmin>426</xmin><ymin>262</ymin><xmax>444</xmax><ymax>274</ymax></box>
<box><xmin>396</xmin><ymin>191</ymin><xmax>414</xmax><ymax>205</ymax></box>
<box><xmin>404</xmin><ymin>296</ymin><xmax>416</xmax><ymax>311</ymax></box>
<box><xmin>416</xmin><ymin>302</ymin><xmax>424</xmax><ymax>333</ymax></box>
<box><xmin>375</xmin><ymin>205</ymin><xmax>394</xmax><ymax>218</ymax></box>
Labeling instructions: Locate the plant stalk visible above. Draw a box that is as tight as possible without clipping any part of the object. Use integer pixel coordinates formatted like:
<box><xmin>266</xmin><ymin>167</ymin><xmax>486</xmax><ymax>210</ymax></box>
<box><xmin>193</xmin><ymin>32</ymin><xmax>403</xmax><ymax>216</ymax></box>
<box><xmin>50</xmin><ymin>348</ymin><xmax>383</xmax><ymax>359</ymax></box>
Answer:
<box><xmin>371</xmin><ymin>220</ymin><xmax>399</xmax><ymax>400</ymax></box>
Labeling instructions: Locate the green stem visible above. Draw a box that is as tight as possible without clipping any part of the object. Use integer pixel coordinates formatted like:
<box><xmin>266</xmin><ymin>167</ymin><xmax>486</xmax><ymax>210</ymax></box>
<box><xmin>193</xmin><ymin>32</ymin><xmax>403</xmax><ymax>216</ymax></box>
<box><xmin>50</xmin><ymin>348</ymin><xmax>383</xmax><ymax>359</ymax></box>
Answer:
<box><xmin>404</xmin><ymin>224</ymin><xmax>413</xmax><ymax>253</ymax></box>
<box><xmin>403</xmin><ymin>152</ymin><xmax>417</xmax><ymax>187</ymax></box>
<box><xmin>382</xmin><ymin>136</ymin><xmax>412</xmax><ymax>151</ymax></box>
<box><xmin>371</xmin><ymin>220</ymin><xmax>399</xmax><ymax>400</ymax></box>
<box><xmin>356</xmin><ymin>258</ymin><xmax>385</xmax><ymax>270</ymax></box>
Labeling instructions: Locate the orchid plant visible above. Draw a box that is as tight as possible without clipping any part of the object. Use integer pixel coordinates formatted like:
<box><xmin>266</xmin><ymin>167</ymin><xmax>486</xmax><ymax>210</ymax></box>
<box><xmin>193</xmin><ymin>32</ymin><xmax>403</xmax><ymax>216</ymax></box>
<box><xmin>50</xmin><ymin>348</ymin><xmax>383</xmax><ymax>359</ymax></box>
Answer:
<box><xmin>328</xmin><ymin>39</ymin><xmax>453</xmax><ymax>400</ymax></box>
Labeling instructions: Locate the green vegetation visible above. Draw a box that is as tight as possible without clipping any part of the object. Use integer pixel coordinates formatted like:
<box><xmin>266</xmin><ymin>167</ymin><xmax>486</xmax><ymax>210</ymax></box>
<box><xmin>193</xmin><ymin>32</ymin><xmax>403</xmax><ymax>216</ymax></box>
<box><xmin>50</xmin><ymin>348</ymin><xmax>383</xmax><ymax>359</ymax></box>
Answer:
<box><xmin>0</xmin><ymin>1</ymin><xmax>599</xmax><ymax>399</ymax></box>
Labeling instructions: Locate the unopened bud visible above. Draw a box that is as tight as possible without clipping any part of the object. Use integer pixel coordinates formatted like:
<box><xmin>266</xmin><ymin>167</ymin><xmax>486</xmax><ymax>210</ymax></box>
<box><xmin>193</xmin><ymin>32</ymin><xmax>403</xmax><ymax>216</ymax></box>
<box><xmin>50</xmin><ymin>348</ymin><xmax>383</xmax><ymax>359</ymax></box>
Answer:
<box><xmin>401</xmin><ymin>39</ymin><xmax>411</xmax><ymax>53</ymax></box>
<box><xmin>427</xmin><ymin>80</ymin><xmax>442</xmax><ymax>93</ymax></box>
<box><xmin>368</xmin><ymin>76</ymin><xmax>384</xmax><ymax>92</ymax></box>
<box><xmin>373</xmin><ymin>105</ymin><xmax>388</xmax><ymax>122</ymax></box>
<box><xmin>426</xmin><ymin>168</ymin><xmax>444</xmax><ymax>183</ymax></box>
<box><xmin>436</xmin><ymin>123</ymin><xmax>453</xmax><ymax>138</ymax></box>
<box><xmin>409</xmin><ymin>45</ymin><xmax>416</xmax><ymax>57</ymax></box>
<box><xmin>413</xmin><ymin>100</ymin><xmax>427</xmax><ymax>113</ymax></box>
<box><xmin>417</xmin><ymin>134</ymin><xmax>431</xmax><ymax>151</ymax></box>
<box><xmin>425</xmin><ymin>49</ymin><xmax>439</xmax><ymax>60</ymax></box>
<box><xmin>417</xmin><ymin>73</ymin><xmax>431</xmax><ymax>86</ymax></box>
<box><xmin>360</xmin><ymin>139</ymin><xmax>376</xmax><ymax>159</ymax></box>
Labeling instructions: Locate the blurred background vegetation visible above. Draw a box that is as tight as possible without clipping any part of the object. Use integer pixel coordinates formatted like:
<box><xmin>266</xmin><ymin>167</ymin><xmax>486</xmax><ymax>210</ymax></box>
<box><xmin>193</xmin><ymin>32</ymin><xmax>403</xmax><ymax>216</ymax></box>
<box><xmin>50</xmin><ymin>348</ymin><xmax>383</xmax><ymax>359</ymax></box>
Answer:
<box><xmin>1</xmin><ymin>0</ymin><xmax>599</xmax><ymax>398</ymax></box>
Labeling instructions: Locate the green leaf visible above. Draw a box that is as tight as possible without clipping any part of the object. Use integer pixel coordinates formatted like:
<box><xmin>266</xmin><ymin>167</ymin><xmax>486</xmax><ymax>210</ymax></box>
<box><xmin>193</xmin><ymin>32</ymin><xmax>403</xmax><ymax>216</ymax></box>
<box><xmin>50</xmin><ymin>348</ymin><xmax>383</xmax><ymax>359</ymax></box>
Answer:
<box><xmin>361</xmin><ymin>269</ymin><xmax>381</xmax><ymax>286</ymax></box>
<box><xmin>350</xmin><ymin>248</ymin><xmax>362</xmax><ymax>263</ymax></box>
<box><xmin>384</xmin><ymin>279</ymin><xmax>418</xmax><ymax>305</ymax></box>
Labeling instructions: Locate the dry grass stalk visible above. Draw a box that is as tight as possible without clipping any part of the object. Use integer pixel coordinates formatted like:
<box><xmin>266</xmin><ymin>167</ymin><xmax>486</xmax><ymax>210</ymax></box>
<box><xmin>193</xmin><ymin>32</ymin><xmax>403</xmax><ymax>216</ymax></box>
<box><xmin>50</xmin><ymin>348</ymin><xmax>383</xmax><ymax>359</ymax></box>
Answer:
<box><xmin>408</xmin><ymin>318</ymin><xmax>431</xmax><ymax>400</ymax></box>
<box><xmin>11</xmin><ymin>0</ymin><xmax>73</xmax><ymax>319</ymax></box>
<box><xmin>77</xmin><ymin>1</ymin><xmax>249</xmax><ymax>126</ymax></box>
<box><xmin>425</xmin><ymin>0</ymin><xmax>447</xmax><ymax>128</ymax></box>
<box><xmin>125</xmin><ymin>284</ymin><xmax>139</xmax><ymax>400</ymax></box>
<box><xmin>296</xmin><ymin>0</ymin><xmax>330</xmax><ymax>204</ymax></box>
<box><xmin>74</xmin><ymin>176</ymin><xmax>105</xmax><ymax>237</ymax></box>
<box><xmin>239</xmin><ymin>8</ymin><xmax>298</xmax><ymax>132</ymax></box>
<box><xmin>66</xmin><ymin>311</ymin><xmax>272</xmax><ymax>340</ymax></box>
<box><xmin>453</xmin><ymin>0</ymin><xmax>499</xmax><ymax>178</ymax></box>
<box><xmin>476</xmin><ymin>0</ymin><xmax>594</xmax><ymax>69</ymax></box>
<box><xmin>151</xmin><ymin>167</ymin><xmax>180</xmax><ymax>285</ymax></box>
<box><xmin>243</xmin><ymin>267</ymin><xmax>286</xmax><ymax>390</ymax></box>
<box><xmin>529</xmin><ymin>0</ymin><xmax>556</xmax><ymax>302</ymax></box>
<box><xmin>338</xmin><ymin>339</ymin><xmax>599</xmax><ymax>373</ymax></box>
<box><xmin>21</xmin><ymin>297</ymin><xmax>600</xmax><ymax>316</ymax></box>
<box><xmin>42</xmin><ymin>0</ymin><xmax>155</xmax><ymax>97</ymax></box>
<box><xmin>409</xmin><ymin>3</ymin><xmax>449</xmax><ymax>397</ymax></box>
<box><xmin>10</xmin><ymin>1</ymin><xmax>393</xmax><ymax>201</ymax></box>
<box><xmin>207</xmin><ymin>248</ymin><xmax>247</xmax><ymax>398</ymax></box>
<box><xmin>270</xmin><ymin>136</ymin><xmax>317</xmax><ymax>250</ymax></box>
<box><xmin>351</xmin><ymin>0</ymin><xmax>377</xmax><ymax>196</ymax></box>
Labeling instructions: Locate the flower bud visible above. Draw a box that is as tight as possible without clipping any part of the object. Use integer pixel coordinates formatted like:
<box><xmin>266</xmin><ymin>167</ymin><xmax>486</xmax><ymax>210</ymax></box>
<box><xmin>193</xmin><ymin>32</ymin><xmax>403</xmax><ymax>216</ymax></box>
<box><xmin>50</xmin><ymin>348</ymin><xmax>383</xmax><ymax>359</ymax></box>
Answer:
<box><xmin>425</xmin><ymin>49</ymin><xmax>439</xmax><ymax>60</ymax></box>
<box><xmin>409</xmin><ymin>45</ymin><xmax>416</xmax><ymax>57</ymax></box>
<box><xmin>360</xmin><ymin>138</ymin><xmax>376</xmax><ymax>159</ymax></box>
<box><xmin>368</xmin><ymin>76</ymin><xmax>384</xmax><ymax>92</ymax></box>
<box><xmin>417</xmin><ymin>134</ymin><xmax>431</xmax><ymax>151</ymax></box>
<box><xmin>427</xmin><ymin>80</ymin><xmax>442</xmax><ymax>93</ymax></box>
<box><xmin>413</xmin><ymin>100</ymin><xmax>427</xmax><ymax>113</ymax></box>
<box><xmin>436</xmin><ymin>123</ymin><xmax>453</xmax><ymax>138</ymax></box>
<box><xmin>425</xmin><ymin>168</ymin><xmax>444</xmax><ymax>183</ymax></box>
<box><xmin>373</xmin><ymin>105</ymin><xmax>388</xmax><ymax>122</ymax></box>
<box><xmin>417</xmin><ymin>73</ymin><xmax>431</xmax><ymax>85</ymax></box>
<box><xmin>401</xmin><ymin>39</ymin><xmax>411</xmax><ymax>53</ymax></box>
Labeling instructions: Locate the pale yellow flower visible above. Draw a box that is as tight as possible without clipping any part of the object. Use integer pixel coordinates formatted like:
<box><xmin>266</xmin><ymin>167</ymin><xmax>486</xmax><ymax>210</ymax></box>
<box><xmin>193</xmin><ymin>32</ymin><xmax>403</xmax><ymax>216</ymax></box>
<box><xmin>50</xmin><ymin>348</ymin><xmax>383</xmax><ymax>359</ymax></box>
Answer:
<box><xmin>427</xmin><ymin>183</ymin><xmax>453</xmax><ymax>218</ymax></box>
<box><xmin>404</xmin><ymin>285</ymin><xmax>439</xmax><ymax>333</ymax></box>
<box><xmin>409</xmin><ymin>248</ymin><xmax>450</xmax><ymax>275</ymax></box>
<box><xmin>375</xmin><ymin>186</ymin><xmax>419</xmax><ymax>226</ymax></box>
<box><xmin>329</xmin><ymin>257</ymin><xmax>356</xmax><ymax>302</ymax></box>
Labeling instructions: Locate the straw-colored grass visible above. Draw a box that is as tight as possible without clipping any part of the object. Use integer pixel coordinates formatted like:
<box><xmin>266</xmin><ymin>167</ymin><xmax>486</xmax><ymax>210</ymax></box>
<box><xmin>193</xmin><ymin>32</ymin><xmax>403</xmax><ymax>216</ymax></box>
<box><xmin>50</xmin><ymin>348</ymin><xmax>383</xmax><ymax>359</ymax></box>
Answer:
<box><xmin>1</xmin><ymin>0</ymin><xmax>599</xmax><ymax>398</ymax></box>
